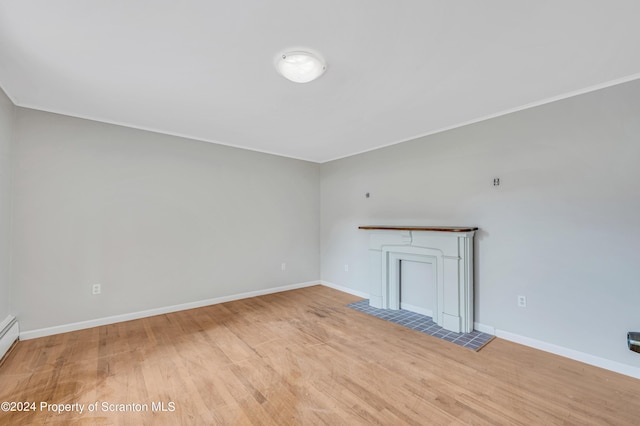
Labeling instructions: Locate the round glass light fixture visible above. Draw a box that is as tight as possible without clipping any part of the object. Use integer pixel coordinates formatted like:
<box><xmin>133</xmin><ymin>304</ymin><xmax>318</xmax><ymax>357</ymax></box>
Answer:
<box><xmin>276</xmin><ymin>51</ymin><xmax>326</xmax><ymax>83</ymax></box>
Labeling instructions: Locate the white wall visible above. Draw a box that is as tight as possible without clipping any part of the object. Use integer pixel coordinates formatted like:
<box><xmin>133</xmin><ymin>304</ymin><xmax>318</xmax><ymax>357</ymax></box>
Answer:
<box><xmin>0</xmin><ymin>87</ymin><xmax>14</xmax><ymax>323</ymax></box>
<box><xmin>12</xmin><ymin>108</ymin><xmax>320</xmax><ymax>332</ymax></box>
<box><xmin>320</xmin><ymin>79</ymin><xmax>640</xmax><ymax>368</ymax></box>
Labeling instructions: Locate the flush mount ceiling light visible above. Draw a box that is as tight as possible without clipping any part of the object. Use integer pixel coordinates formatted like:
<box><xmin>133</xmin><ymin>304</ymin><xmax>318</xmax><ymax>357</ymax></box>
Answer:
<box><xmin>276</xmin><ymin>50</ymin><xmax>326</xmax><ymax>83</ymax></box>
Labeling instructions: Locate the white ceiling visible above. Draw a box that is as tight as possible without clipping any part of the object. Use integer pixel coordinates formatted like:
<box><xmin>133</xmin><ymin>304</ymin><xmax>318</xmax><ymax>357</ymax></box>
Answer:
<box><xmin>1</xmin><ymin>1</ymin><xmax>639</xmax><ymax>163</ymax></box>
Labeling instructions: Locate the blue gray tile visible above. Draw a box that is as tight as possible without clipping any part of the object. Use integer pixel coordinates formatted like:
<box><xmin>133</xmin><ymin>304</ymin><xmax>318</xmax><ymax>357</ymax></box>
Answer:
<box><xmin>347</xmin><ymin>299</ymin><xmax>494</xmax><ymax>351</ymax></box>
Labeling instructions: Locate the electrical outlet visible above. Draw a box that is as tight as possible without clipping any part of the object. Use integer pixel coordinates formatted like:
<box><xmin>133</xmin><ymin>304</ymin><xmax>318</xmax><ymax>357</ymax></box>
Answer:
<box><xmin>281</xmin><ymin>262</ymin><xmax>286</xmax><ymax>271</ymax></box>
<box><xmin>517</xmin><ymin>295</ymin><xmax>526</xmax><ymax>308</ymax></box>
<box><xmin>92</xmin><ymin>284</ymin><xmax>101</xmax><ymax>295</ymax></box>
<box><xmin>344</xmin><ymin>264</ymin><xmax>349</xmax><ymax>272</ymax></box>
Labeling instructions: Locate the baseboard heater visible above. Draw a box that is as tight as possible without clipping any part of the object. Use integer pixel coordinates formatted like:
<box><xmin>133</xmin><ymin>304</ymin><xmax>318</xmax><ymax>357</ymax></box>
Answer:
<box><xmin>0</xmin><ymin>315</ymin><xmax>19</xmax><ymax>361</ymax></box>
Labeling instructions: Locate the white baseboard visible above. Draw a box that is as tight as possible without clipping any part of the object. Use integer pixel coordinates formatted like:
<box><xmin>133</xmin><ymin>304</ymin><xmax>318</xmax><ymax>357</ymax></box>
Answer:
<box><xmin>400</xmin><ymin>303</ymin><xmax>433</xmax><ymax>318</ymax></box>
<box><xmin>474</xmin><ymin>322</ymin><xmax>496</xmax><ymax>335</ymax></box>
<box><xmin>495</xmin><ymin>329</ymin><xmax>640</xmax><ymax>380</ymax></box>
<box><xmin>0</xmin><ymin>315</ymin><xmax>19</xmax><ymax>360</ymax></box>
<box><xmin>319</xmin><ymin>282</ymin><xmax>640</xmax><ymax>380</ymax></box>
<box><xmin>20</xmin><ymin>281</ymin><xmax>319</xmax><ymax>340</ymax></box>
<box><xmin>472</xmin><ymin>322</ymin><xmax>640</xmax><ymax>379</ymax></box>
<box><xmin>16</xmin><ymin>278</ymin><xmax>640</xmax><ymax>381</ymax></box>
<box><xmin>320</xmin><ymin>280</ymin><xmax>369</xmax><ymax>299</ymax></box>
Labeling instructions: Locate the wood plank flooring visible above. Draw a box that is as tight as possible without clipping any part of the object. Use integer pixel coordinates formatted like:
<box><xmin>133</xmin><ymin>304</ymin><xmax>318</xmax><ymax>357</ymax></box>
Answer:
<box><xmin>1</xmin><ymin>285</ymin><xmax>639</xmax><ymax>425</ymax></box>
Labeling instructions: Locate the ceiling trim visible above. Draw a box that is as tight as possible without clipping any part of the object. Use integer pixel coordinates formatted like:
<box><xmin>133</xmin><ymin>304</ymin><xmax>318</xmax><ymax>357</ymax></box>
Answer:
<box><xmin>7</xmin><ymin>72</ymin><xmax>640</xmax><ymax>164</ymax></box>
<box><xmin>321</xmin><ymin>72</ymin><xmax>640</xmax><ymax>163</ymax></box>
<box><xmin>10</xmin><ymin>101</ymin><xmax>318</xmax><ymax>163</ymax></box>
<box><xmin>0</xmin><ymin>80</ymin><xmax>18</xmax><ymax>105</ymax></box>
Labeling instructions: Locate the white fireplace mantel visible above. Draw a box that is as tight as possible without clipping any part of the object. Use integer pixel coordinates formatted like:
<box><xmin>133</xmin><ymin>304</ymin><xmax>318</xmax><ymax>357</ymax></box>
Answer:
<box><xmin>359</xmin><ymin>226</ymin><xmax>478</xmax><ymax>333</ymax></box>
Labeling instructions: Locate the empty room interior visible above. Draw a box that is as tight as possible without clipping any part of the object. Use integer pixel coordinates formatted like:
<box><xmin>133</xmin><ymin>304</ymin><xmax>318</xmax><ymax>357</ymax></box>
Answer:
<box><xmin>1</xmin><ymin>1</ymin><xmax>640</xmax><ymax>424</ymax></box>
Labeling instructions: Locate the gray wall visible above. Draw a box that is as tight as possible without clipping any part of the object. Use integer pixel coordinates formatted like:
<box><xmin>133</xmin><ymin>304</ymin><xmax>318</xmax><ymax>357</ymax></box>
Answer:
<box><xmin>12</xmin><ymin>108</ymin><xmax>320</xmax><ymax>331</ymax></box>
<box><xmin>0</xmin><ymin>87</ymin><xmax>14</xmax><ymax>323</ymax></box>
<box><xmin>320</xmin><ymin>79</ymin><xmax>640</xmax><ymax>367</ymax></box>
<box><xmin>5</xmin><ymin>76</ymin><xmax>640</xmax><ymax>370</ymax></box>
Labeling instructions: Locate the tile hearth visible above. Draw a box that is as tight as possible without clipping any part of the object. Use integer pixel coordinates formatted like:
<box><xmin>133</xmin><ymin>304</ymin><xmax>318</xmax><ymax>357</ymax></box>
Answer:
<box><xmin>347</xmin><ymin>299</ymin><xmax>494</xmax><ymax>351</ymax></box>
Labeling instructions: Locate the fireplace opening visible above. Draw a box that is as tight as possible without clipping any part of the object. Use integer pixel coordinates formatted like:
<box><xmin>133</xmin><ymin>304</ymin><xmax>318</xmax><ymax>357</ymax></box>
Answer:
<box><xmin>399</xmin><ymin>259</ymin><xmax>436</xmax><ymax>318</ymax></box>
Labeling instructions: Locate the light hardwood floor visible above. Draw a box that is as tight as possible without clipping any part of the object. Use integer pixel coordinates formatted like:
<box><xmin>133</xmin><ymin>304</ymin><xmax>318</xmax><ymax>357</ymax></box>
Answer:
<box><xmin>1</xmin><ymin>285</ymin><xmax>639</xmax><ymax>425</ymax></box>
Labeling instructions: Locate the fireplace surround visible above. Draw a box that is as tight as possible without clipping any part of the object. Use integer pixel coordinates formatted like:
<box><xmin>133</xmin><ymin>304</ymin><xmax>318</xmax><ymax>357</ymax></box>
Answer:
<box><xmin>359</xmin><ymin>226</ymin><xmax>478</xmax><ymax>333</ymax></box>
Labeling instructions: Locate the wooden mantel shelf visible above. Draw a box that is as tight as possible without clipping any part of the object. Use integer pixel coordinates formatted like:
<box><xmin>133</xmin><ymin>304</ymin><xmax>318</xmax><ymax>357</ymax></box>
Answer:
<box><xmin>359</xmin><ymin>225</ymin><xmax>478</xmax><ymax>232</ymax></box>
